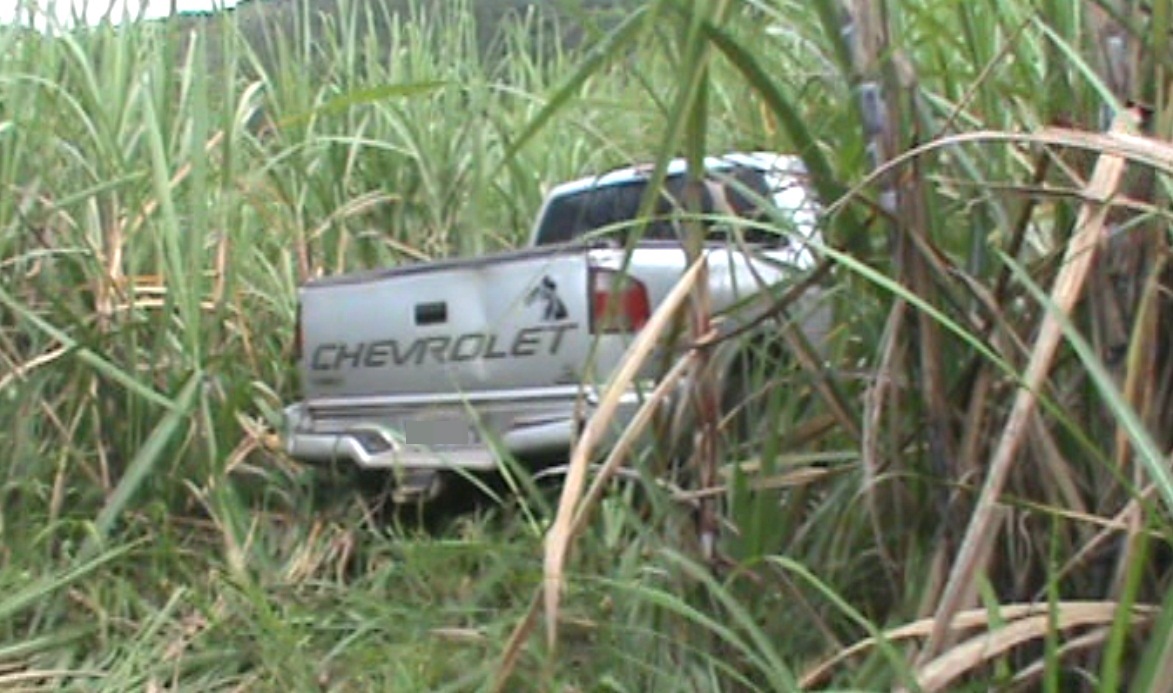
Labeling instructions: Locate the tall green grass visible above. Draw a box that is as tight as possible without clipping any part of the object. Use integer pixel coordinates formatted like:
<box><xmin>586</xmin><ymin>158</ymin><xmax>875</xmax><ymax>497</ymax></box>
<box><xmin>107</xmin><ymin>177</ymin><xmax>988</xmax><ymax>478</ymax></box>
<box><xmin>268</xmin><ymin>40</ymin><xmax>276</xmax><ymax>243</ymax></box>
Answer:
<box><xmin>1</xmin><ymin>0</ymin><xmax>1172</xmax><ymax>689</ymax></box>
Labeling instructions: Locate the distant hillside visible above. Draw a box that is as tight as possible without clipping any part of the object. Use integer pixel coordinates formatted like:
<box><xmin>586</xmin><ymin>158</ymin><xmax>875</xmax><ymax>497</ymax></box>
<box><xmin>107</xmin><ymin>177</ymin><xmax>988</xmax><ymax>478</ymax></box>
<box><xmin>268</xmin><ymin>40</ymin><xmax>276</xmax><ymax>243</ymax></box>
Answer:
<box><xmin>167</xmin><ymin>0</ymin><xmax>635</xmax><ymax>75</ymax></box>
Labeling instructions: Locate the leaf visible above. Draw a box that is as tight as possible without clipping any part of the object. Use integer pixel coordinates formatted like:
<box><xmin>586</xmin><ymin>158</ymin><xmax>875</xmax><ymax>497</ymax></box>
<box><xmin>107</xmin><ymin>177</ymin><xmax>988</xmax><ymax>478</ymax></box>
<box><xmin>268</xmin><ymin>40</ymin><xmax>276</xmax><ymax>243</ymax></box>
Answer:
<box><xmin>279</xmin><ymin>81</ymin><xmax>449</xmax><ymax>128</ymax></box>
<box><xmin>495</xmin><ymin>4</ymin><xmax>651</xmax><ymax>171</ymax></box>
<box><xmin>920</xmin><ymin>110</ymin><xmax>1137</xmax><ymax>663</ymax></box>
<box><xmin>771</xmin><ymin>555</ymin><xmax>918</xmax><ymax>690</ymax></box>
<box><xmin>698</xmin><ymin>15</ymin><xmax>864</xmax><ymax>254</ymax></box>
<box><xmin>82</xmin><ymin>371</ymin><xmax>203</xmax><ymax>558</ymax></box>
<box><xmin>799</xmin><ymin>601</ymin><xmax>1143</xmax><ymax>688</ymax></box>
<box><xmin>912</xmin><ymin>603</ymin><xmax>1154</xmax><ymax>692</ymax></box>
<box><xmin>1134</xmin><ymin>579</ymin><xmax>1173</xmax><ymax>693</ymax></box>
<box><xmin>0</xmin><ymin>284</ymin><xmax>173</xmax><ymax>410</ymax></box>
<box><xmin>0</xmin><ymin>543</ymin><xmax>136</xmax><ymax>624</ymax></box>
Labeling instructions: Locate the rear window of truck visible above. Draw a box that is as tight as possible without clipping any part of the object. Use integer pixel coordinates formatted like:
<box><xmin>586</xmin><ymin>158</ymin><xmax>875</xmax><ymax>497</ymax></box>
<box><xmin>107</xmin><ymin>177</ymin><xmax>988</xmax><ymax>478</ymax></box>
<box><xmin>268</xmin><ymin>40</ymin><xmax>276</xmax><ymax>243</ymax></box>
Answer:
<box><xmin>533</xmin><ymin>166</ymin><xmax>800</xmax><ymax>246</ymax></box>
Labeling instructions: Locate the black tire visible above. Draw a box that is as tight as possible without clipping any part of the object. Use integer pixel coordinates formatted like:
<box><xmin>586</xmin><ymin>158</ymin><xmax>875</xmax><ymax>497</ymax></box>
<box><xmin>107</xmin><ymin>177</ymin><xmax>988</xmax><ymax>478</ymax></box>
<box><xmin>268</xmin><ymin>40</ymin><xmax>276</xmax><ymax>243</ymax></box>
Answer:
<box><xmin>720</xmin><ymin>339</ymin><xmax>793</xmax><ymax>456</ymax></box>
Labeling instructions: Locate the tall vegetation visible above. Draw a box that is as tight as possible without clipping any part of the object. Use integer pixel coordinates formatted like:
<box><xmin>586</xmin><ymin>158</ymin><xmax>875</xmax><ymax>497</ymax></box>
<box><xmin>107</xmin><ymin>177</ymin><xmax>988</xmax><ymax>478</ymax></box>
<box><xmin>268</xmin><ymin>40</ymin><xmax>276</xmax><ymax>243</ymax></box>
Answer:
<box><xmin>0</xmin><ymin>0</ymin><xmax>1170</xmax><ymax>689</ymax></box>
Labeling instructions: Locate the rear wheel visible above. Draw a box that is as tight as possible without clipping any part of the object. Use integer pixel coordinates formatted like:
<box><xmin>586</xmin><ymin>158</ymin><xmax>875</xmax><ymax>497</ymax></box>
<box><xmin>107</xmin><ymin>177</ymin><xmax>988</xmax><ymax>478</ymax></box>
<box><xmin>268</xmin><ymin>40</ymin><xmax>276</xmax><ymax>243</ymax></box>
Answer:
<box><xmin>720</xmin><ymin>339</ymin><xmax>794</xmax><ymax>458</ymax></box>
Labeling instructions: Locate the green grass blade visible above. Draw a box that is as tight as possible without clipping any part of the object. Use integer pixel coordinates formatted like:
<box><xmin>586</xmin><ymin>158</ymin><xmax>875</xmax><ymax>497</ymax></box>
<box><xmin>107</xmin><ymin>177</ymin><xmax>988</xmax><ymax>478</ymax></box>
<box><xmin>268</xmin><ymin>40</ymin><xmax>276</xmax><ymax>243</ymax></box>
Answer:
<box><xmin>597</xmin><ymin>573</ymin><xmax>775</xmax><ymax>690</ymax></box>
<box><xmin>0</xmin><ymin>284</ymin><xmax>173</xmax><ymax>409</ymax></box>
<box><xmin>1097</xmin><ymin>520</ymin><xmax>1147</xmax><ymax>693</ymax></box>
<box><xmin>1134</xmin><ymin>576</ymin><xmax>1173</xmax><ymax>691</ymax></box>
<box><xmin>662</xmin><ymin>549</ymin><xmax>799</xmax><ymax>691</ymax></box>
<box><xmin>282</xmin><ymin>80</ymin><xmax>448</xmax><ymax>126</ymax></box>
<box><xmin>84</xmin><ymin>370</ymin><xmax>203</xmax><ymax>556</ymax></box>
<box><xmin>697</xmin><ymin>15</ymin><xmax>864</xmax><ymax>253</ymax></box>
<box><xmin>768</xmin><ymin>555</ymin><xmax>918</xmax><ymax>690</ymax></box>
<box><xmin>0</xmin><ymin>542</ymin><xmax>136</xmax><ymax>624</ymax></box>
<box><xmin>496</xmin><ymin>3</ymin><xmax>651</xmax><ymax>170</ymax></box>
<box><xmin>1000</xmin><ymin>251</ymin><xmax>1173</xmax><ymax>512</ymax></box>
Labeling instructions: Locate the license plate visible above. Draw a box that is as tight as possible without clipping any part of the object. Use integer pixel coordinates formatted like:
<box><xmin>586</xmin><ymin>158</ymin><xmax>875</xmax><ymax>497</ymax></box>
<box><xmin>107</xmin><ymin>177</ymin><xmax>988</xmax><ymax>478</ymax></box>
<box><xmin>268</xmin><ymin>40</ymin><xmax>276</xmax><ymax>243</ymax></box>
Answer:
<box><xmin>405</xmin><ymin>416</ymin><xmax>475</xmax><ymax>446</ymax></box>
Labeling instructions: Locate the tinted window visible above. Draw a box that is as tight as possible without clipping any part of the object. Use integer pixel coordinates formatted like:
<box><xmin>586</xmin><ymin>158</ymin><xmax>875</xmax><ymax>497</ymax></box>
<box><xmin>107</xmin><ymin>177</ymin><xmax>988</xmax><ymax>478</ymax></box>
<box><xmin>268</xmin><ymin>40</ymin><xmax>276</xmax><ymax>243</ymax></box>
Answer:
<box><xmin>533</xmin><ymin>165</ymin><xmax>807</xmax><ymax>246</ymax></box>
<box><xmin>534</xmin><ymin>173</ymin><xmax>717</xmax><ymax>246</ymax></box>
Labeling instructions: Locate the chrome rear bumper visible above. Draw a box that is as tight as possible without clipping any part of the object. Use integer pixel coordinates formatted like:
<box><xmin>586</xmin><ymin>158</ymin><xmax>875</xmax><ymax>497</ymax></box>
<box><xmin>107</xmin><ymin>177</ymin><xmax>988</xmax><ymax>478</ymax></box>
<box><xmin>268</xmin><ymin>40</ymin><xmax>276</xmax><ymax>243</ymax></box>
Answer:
<box><xmin>282</xmin><ymin>389</ymin><xmax>645</xmax><ymax>472</ymax></box>
<box><xmin>284</xmin><ymin>404</ymin><xmax>500</xmax><ymax>471</ymax></box>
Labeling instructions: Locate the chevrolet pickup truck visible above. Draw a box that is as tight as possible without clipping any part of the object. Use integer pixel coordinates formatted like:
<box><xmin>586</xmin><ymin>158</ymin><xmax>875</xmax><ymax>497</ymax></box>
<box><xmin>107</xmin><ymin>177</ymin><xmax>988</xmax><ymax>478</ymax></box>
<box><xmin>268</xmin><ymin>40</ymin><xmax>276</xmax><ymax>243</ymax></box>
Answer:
<box><xmin>283</xmin><ymin>152</ymin><xmax>828</xmax><ymax>499</ymax></box>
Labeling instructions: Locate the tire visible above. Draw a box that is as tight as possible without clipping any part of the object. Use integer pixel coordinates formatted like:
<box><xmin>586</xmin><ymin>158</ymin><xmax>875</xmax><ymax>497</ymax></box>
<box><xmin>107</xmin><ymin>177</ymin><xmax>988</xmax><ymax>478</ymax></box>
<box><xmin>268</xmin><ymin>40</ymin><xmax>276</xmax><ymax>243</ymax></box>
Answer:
<box><xmin>719</xmin><ymin>339</ymin><xmax>793</xmax><ymax>457</ymax></box>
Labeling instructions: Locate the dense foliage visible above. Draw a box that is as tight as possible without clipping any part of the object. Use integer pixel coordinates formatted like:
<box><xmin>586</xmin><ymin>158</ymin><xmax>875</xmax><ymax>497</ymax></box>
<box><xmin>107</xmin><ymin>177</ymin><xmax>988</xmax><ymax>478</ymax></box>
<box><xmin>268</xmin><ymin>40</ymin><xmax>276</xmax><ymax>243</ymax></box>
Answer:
<box><xmin>1</xmin><ymin>0</ymin><xmax>1172</xmax><ymax>689</ymax></box>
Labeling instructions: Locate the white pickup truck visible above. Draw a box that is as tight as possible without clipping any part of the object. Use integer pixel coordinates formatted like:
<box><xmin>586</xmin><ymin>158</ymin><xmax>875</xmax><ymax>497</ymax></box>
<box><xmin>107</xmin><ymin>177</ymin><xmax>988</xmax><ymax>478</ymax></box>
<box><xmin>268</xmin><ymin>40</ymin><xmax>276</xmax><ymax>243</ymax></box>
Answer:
<box><xmin>282</xmin><ymin>152</ymin><xmax>827</xmax><ymax>498</ymax></box>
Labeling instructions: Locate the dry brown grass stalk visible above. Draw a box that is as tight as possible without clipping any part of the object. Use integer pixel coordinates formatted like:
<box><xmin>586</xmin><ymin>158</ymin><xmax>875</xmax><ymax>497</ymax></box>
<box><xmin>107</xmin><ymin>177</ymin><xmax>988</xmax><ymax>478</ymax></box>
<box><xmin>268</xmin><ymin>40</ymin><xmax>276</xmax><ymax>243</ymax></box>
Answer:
<box><xmin>819</xmin><ymin>129</ymin><xmax>1173</xmax><ymax>221</ymax></box>
<box><xmin>492</xmin><ymin>590</ymin><xmax>541</xmax><ymax>693</ymax></box>
<box><xmin>95</xmin><ymin>129</ymin><xmax>227</xmax><ymax>324</ymax></box>
<box><xmin>909</xmin><ymin>602</ymin><xmax>1153</xmax><ymax>693</ymax></box>
<box><xmin>800</xmin><ymin>600</ymin><xmax>1154</xmax><ymax>689</ymax></box>
<box><xmin>861</xmin><ymin>300</ymin><xmax>905</xmax><ymax>479</ymax></box>
<box><xmin>675</xmin><ymin>465</ymin><xmax>845</xmax><ymax>502</ymax></box>
<box><xmin>918</xmin><ymin>109</ymin><xmax>1139</xmax><ymax>663</ymax></box>
<box><xmin>0</xmin><ymin>343</ymin><xmax>68</xmax><ymax>391</ymax></box>
<box><xmin>571</xmin><ymin>352</ymin><xmax>694</xmax><ymax>533</ymax></box>
<box><xmin>0</xmin><ymin>668</ymin><xmax>107</xmax><ymax>687</ymax></box>
<box><xmin>542</xmin><ymin>257</ymin><xmax>705</xmax><ymax>649</ymax></box>
<box><xmin>1007</xmin><ymin>626</ymin><xmax>1112</xmax><ymax>691</ymax></box>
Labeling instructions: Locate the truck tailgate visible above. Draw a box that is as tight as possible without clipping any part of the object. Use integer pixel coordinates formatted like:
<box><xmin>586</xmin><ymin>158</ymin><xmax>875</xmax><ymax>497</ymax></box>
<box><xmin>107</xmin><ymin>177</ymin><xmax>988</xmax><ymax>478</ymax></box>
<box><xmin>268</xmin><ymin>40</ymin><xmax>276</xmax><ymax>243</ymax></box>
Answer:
<box><xmin>299</xmin><ymin>246</ymin><xmax>593</xmax><ymax>398</ymax></box>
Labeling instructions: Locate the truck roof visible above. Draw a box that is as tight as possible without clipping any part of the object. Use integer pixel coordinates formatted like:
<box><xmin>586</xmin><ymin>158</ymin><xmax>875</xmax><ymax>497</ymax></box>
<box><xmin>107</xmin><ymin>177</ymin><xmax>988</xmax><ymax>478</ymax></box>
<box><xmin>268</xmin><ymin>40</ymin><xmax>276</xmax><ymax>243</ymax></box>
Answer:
<box><xmin>531</xmin><ymin>151</ymin><xmax>818</xmax><ymax>249</ymax></box>
<box><xmin>545</xmin><ymin>151</ymin><xmax>806</xmax><ymax>200</ymax></box>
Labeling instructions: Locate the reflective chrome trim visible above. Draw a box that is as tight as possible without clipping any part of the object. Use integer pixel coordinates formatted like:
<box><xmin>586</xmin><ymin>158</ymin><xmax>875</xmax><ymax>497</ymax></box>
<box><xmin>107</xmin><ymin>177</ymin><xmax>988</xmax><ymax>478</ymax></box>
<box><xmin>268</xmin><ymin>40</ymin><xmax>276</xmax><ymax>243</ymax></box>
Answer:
<box><xmin>284</xmin><ymin>410</ymin><xmax>499</xmax><ymax>471</ymax></box>
<box><xmin>304</xmin><ymin>385</ymin><xmax>600</xmax><ymax>413</ymax></box>
<box><xmin>283</xmin><ymin>386</ymin><xmax>648</xmax><ymax>472</ymax></box>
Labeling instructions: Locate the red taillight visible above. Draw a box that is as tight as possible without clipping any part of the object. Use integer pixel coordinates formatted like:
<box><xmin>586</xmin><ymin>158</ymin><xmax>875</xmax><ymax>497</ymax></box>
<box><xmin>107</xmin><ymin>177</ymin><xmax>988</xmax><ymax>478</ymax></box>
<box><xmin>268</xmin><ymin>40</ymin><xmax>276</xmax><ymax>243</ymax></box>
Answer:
<box><xmin>590</xmin><ymin>268</ymin><xmax>650</xmax><ymax>334</ymax></box>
